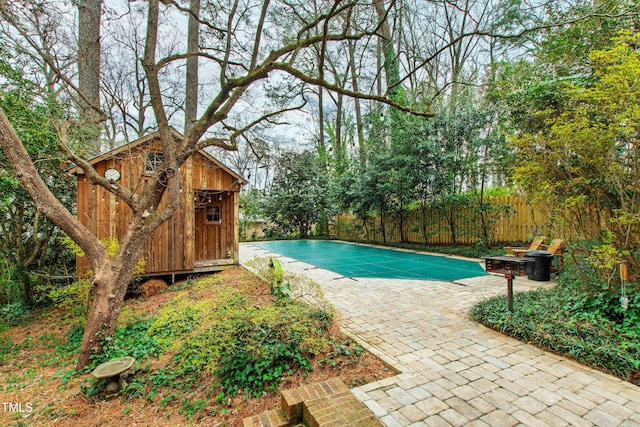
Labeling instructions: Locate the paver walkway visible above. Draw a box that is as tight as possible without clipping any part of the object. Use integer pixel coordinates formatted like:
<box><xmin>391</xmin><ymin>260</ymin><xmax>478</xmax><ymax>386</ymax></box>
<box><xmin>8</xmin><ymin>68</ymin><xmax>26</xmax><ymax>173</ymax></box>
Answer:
<box><xmin>240</xmin><ymin>243</ymin><xmax>640</xmax><ymax>427</ymax></box>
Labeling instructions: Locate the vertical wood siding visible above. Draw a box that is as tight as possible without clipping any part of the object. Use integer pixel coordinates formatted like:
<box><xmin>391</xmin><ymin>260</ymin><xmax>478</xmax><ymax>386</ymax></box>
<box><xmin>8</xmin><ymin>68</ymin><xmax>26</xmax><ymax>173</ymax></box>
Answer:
<box><xmin>75</xmin><ymin>140</ymin><xmax>241</xmax><ymax>275</ymax></box>
<box><xmin>332</xmin><ymin>196</ymin><xmax>550</xmax><ymax>245</ymax></box>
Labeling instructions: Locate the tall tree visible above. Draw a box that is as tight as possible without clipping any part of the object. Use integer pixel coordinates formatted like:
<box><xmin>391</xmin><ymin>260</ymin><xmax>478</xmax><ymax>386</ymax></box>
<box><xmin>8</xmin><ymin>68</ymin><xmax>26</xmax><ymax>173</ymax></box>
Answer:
<box><xmin>184</xmin><ymin>0</ymin><xmax>200</xmax><ymax>134</ymax></box>
<box><xmin>0</xmin><ymin>57</ymin><xmax>74</xmax><ymax>306</ymax></box>
<box><xmin>264</xmin><ymin>151</ymin><xmax>332</xmax><ymax>237</ymax></box>
<box><xmin>512</xmin><ymin>31</ymin><xmax>640</xmax><ymax>272</ymax></box>
<box><xmin>77</xmin><ymin>0</ymin><xmax>102</xmax><ymax>152</ymax></box>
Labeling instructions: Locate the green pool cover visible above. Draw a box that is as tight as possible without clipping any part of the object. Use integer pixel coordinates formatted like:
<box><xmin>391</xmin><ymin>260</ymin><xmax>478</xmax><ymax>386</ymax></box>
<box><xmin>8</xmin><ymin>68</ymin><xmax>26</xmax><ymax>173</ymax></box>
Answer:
<box><xmin>252</xmin><ymin>240</ymin><xmax>487</xmax><ymax>281</ymax></box>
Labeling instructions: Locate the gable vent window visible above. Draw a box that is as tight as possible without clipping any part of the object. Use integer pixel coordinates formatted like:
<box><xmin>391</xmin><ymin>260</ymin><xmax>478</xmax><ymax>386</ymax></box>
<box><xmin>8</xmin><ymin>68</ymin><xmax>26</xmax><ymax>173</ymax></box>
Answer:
<box><xmin>145</xmin><ymin>152</ymin><xmax>164</xmax><ymax>175</ymax></box>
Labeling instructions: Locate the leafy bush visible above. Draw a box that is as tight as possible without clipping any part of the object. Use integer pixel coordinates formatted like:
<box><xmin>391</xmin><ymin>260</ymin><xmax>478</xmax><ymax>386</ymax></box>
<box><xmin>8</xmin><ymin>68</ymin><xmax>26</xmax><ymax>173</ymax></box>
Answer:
<box><xmin>213</xmin><ymin>300</ymin><xmax>327</xmax><ymax>396</ymax></box>
<box><xmin>0</xmin><ymin>301</ymin><xmax>30</xmax><ymax>326</ymax></box>
<box><xmin>58</xmin><ymin>318</ymin><xmax>160</xmax><ymax>373</ymax></box>
<box><xmin>168</xmin><ymin>289</ymin><xmax>332</xmax><ymax>396</ymax></box>
<box><xmin>0</xmin><ymin>267</ymin><xmax>23</xmax><ymax>306</ymax></box>
<box><xmin>59</xmin><ymin>324</ymin><xmax>84</xmax><ymax>357</ymax></box>
<box><xmin>101</xmin><ymin>317</ymin><xmax>160</xmax><ymax>364</ymax></box>
<box><xmin>49</xmin><ymin>237</ymin><xmax>147</xmax><ymax>321</ymax></box>
<box><xmin>46</xmin><ymin>277</ymin><xmax>92</xmax><ymax>320</ymax></box>
<box><xmin>471</xmin><ymin>273</ymin><xmax>640</xmax><ymax>379</ymax></box>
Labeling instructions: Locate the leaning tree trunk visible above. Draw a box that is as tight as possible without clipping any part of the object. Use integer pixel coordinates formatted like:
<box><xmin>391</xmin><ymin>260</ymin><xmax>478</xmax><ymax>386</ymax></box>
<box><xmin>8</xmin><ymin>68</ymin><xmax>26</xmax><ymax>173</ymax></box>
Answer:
<box><xmin>76</xmin><ymin>226</ymin><xmax>150</xmax><ymax>369</ymax></box>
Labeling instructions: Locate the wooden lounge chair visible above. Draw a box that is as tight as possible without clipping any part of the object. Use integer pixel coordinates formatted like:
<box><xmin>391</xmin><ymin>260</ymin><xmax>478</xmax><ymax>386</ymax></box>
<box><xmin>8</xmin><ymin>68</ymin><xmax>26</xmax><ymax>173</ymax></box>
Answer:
<box><xmin>543</xmin><ymin>238</ymin><xmax>565</xmax><ymax>255</ymax></box>
<box><xmin>505</xmin><ymin>236</ymin><xmax>545</xmax><ymax>257</ymax></box>
<box><xmin>543</xmin><ymin>238</ymin><xmax>566</xmax><ymax>270</ymax></box>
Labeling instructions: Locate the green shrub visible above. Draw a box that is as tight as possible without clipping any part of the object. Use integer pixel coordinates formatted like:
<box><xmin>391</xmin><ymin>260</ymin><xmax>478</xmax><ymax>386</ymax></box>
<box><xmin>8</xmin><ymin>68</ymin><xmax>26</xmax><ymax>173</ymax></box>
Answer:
<box><xmin>213</xmin><ymin>301</ymin><xmax>327</xmax><ymax>396</ymax></box>
<box><xmin>46</xmin><ymin>277</ymin><xmax>92</xmax><ymax>320</ymax></box>
<box><xmin>169</xmin><ymin>290</ymin><xmax>331</xmax><ymax>396</ymax></box>
<box><xmin>471</xmin><ymin>278</ymin><xmax>640</xmax><ymax>379</ymax></box>
<box><xmin>0</xmin><ymin>267</ymin><xmax>23</xmax><ymax>306</ymax></box>
<box><xmin>58</xmin><ymin>324</ymin><xmax>84</xmax><ymax>358</ymax></box>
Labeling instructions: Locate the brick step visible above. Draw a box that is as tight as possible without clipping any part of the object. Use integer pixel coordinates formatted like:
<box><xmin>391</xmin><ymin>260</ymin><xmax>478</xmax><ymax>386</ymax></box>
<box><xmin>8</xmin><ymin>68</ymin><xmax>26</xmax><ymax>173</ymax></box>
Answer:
<box><xmin>243</xmin><ymin>378</ymin><xmax>383</xmax><ymax>427</ymax></box>
<box><xmin>243</xmin><ymin>409</ymin><xmax>288</xmax><ymax>427</ymax></box>
<box><xmin>304</xmin><ymin>390</ymin><xmax>382</xmax><ymax>427</ymax></box>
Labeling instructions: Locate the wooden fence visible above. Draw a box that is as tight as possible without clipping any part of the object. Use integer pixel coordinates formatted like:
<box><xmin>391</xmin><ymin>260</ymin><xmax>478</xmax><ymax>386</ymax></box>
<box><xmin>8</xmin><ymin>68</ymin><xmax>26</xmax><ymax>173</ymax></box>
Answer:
<box><xmin>331</xmin><ymin>196</ymin><xmax>551</xmax><ymax>245</ymax></box>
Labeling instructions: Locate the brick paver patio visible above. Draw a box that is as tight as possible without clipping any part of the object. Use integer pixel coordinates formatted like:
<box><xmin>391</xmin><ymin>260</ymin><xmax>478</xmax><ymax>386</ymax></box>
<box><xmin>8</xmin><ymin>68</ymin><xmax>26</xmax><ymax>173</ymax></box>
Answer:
<box><xmin>240</xmin><ymin>242</ymin><xmax>640</xmax><ymax>427</ymax></box>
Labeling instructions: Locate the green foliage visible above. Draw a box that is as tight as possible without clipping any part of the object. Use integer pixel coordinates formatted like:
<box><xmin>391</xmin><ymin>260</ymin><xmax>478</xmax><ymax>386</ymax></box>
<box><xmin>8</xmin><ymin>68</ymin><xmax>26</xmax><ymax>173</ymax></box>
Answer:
<box><xmin>0</xmin><ymin>51</ymin><xmax>75</xmax><ymax>307</ymax></box>
<box><xmin>269</xmin><ymin>258</ymin><xmax>289</xmax><ymax>300</ymax></box>
<box><xmin>147</xmin><ymin>270</ymin><xmax>333</xmax><ymax>399</ymax></box>
<box><xmin>336</xmin><ymin>100</ymin><xmax>510</xmax><ymax>245</ymax></box>
<box><xmin>163</xmin><ymin>288</ymin><xmax>331</xmax><ymax>397</ymax></box>
<box><xmin>213</xmin><ymin>299</ymin><xmax>324</xmax><ymax>396</ymax></box>
<box><xmin>0</xmin><ymin>265</ymin><xmax>24</xmax><ymax>307</ymax></box>
<box><xmin>264</xmin><ymin>151</ymin><xmax>335</xmax><ymax>238</ymax></box>
<box><xmin>320</xmin><ymin>338</ymin><xmax>365</xmax><ymax>370</ymax></box>
<box><xmin>148</xmin><ymin>294</ymin><xmax>210</xmax><ymax>351</ymax></box>
<box><xmin>89</xmin><ymin>316</ymin><xmax>161</xmax><ymax>368</ymax></box>
<box><xmin>0</xmin><ymin>270</ymin><xmax>342</xmax><ymax>420</ymax></box>
<box><xmin>180</xmin><ymin>397</ymin><xmax>208</xmax><ymax>421</ymax></box>
<box><xmin>240</xmin><ymin>189</ymin><xmax>266</xmax><ymax>241</ymax></box>
<box><xmin>60</xmin><ymin>325</ymin><xmax>85</xmax><ymax>357</ymax></box>
<box><xmin>43</xmin><ymin>237</ymin><xmax>147</xmax><ymax>321</ymax></box>
<box><xmin>46</xmin><ymin>277</ymin><xmax>92</xmax><ymax>320</ymax></box>
<box><xmin>68</xmin><ymin>236</ymin><xmax>146</xmax><ymax>276</ymax></box>
<box><xmin>471</xmin><ymin>269</ymin><xmax>640</xmax><ymax>379</ymax></box>
<box><xmin>538</xmin><ymin>1</ymin><xmax>639</xmax><ymax>77</ymax></box>
<box><xmin>0</xmin><ymin>301</ymin><xmax>30</xmax><ymax>326</ymax></box>
<box><xmin>80</xmin><ymin>378</ymin><xmax>108</xmax><ymax>398</ymax></box>
<box><xmin>511</xmin><ymin>32</ymin><xmax>640</xmax><ymax>270</ymax></box>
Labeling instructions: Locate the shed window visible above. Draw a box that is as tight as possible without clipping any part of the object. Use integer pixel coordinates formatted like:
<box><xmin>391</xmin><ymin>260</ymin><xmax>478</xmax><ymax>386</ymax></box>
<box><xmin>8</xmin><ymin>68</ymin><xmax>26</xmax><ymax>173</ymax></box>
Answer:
<box><xmin>206</xmin><ymin>205</ymin><xmax>221</xmax><ymax>224</ymax></box>
<box><xmin>145</xmin><ymin>152</ymin><xmax>164</xmax><ymax>174</ymax></box>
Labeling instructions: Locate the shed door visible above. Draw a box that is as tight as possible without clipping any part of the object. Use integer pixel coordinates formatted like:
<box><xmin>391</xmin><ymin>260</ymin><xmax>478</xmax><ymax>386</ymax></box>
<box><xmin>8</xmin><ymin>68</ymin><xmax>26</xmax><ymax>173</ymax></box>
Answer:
<box><xmin>195</xmin><ymin>200</ymin><xmax>224</xmax><ymax>261</ymax></box>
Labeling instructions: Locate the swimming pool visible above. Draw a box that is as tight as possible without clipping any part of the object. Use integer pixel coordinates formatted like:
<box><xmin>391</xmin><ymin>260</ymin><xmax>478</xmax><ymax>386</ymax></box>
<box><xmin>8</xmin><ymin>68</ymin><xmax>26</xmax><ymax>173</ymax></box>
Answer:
<box><xmin>252</xmin><ymin>240</ymin><xmax>487</xmax><ymax>281</ymax></box>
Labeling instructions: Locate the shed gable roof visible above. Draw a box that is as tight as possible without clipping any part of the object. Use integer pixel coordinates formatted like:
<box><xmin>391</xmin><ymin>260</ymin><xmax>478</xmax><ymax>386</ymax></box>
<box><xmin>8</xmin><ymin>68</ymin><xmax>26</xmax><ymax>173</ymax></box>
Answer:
<box><xmin>69</xmin><ymin>128</ymin><xmax>247</xmax><ymax>184</ymax></box>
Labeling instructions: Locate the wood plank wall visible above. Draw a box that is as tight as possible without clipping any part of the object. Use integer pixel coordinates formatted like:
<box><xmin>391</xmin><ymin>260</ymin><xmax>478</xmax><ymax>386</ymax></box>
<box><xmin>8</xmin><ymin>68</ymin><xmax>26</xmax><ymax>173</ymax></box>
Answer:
<box><xmin>75</xmin><ymin>143</ymin><xmax>241</xmax><ymax>275</ymax></box>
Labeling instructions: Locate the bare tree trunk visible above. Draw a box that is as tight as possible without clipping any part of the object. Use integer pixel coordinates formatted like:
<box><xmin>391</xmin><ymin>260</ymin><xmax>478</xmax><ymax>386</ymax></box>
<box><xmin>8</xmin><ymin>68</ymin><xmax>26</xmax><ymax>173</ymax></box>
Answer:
<box><xmin>373</xmin><ymin>0</ymin><xmax>402</xmax><ymax>101</ymax></box>
<box><xmin>348</xmin><ymin>37</ymin><xmax>364</xmax><ymax>158</ymax></box>
<box><xmin>184</xmin><ymin>0</ymin><xmax>200</xmax><ymax>134</ymax></box>
<box><xmin>318</xmin><ymin>85</ymin><xmax>325</xmax><ymax>166</ymax></box>
<box><xmin>77</xmin><ymin>0</ymin><xmax>102</xmax><ymax>152</ymax></box>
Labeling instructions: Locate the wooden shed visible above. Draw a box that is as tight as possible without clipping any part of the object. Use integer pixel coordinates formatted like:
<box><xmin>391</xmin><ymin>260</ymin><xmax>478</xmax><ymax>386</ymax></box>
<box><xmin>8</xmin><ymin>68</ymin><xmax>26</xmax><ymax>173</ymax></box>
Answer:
<box><xmin>72</xmin><ymin>129</ymin><xmax>246</xmax><ymax>277</ymax></box>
